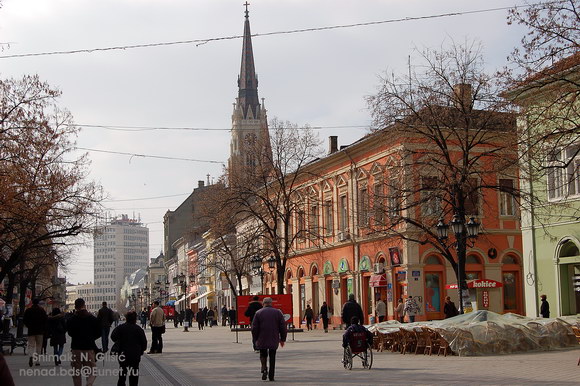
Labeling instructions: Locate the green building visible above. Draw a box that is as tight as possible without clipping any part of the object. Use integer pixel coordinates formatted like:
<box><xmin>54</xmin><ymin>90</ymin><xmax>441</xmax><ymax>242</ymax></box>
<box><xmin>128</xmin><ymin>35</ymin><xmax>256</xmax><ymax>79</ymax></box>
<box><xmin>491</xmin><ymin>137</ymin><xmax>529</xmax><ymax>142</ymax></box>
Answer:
<box><xmin>508</xmin><ymin>54</ymin><xmax>580</xmax><ymax>317</ymax></box>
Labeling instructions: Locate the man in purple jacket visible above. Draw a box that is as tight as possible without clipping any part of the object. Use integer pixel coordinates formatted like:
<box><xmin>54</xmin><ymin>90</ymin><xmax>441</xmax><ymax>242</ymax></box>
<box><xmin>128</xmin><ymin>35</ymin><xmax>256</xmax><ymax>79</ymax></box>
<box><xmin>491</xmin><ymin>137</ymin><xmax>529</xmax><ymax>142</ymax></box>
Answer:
<box><xmin>251</xmin><ymin>297</ymin><xmax>287</xmax><ymax>382</ymax></box>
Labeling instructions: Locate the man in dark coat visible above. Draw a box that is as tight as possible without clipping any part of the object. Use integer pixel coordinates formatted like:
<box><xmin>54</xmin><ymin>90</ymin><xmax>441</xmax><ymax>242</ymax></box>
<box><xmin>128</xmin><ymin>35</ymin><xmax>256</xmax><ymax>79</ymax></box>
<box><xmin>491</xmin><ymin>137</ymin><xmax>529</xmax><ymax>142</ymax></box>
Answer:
<box><xmin>196</xmin><ymin>309</ymin><xmax>205</xmax><ymax>330</ymax></box>
<box><xmin>228</xmin><ymin>307</ymin><xmax>237</xmax><ymax>328</ymax></box>
<box><xmin>443</xmin><ymin>296</ymin><xmax>459</xmax><ymax>319</ymax></box>
<box><xmin>245</xmin><ymin>296</ymin><xmax>263</xmax><ymax>351</ymax></box>
<box><xmin>540</xmin><ymin>294</ymin><xmax>550</xmax><ymax>318</ymax></box>
<box><xmin>111</xmin><ymin>311</ymin><xmax>147</xmax><ymax>386</ymax></box>
<box><xmin>96</xmin><ymin>301</ymin><xmax>114</xmax><ymax>353</ymax></box>
<box><xmin>67</xmin><ymin>298</ymin><xmax>101</xmax><ymax>386</ymax></box>
<box><xmin>251</xmin><ymin>297</ymin><xmax>287</xmax><ymax>382</ymax></box>
<box><xmin>23</xmin><ymin>298</ymin><xmax>48</xmax><ymax>367</ymax></box>
<box><xmin>341</xmin><ymin>294</ymin><xmax>364</xmax><ymax>327</ymax></box>
<box><xmin>184</xmin><ymin>308</ymin><xmax>193</xmax><ymax>332</ymax></box>
<box><xmin>221</xmin><ymin>305</ymin><xmax>228</xmax><ymax>326</ymax></box>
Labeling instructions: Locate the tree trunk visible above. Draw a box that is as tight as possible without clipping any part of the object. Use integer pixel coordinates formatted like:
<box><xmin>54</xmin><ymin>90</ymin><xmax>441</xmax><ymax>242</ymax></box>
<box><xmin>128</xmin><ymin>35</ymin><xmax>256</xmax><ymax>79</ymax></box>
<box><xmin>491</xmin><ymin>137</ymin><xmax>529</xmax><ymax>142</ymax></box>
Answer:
<box><xmin>16</xmin><ymin>279</ymin><xmax>28</xmax><ymax>338</ymax></box>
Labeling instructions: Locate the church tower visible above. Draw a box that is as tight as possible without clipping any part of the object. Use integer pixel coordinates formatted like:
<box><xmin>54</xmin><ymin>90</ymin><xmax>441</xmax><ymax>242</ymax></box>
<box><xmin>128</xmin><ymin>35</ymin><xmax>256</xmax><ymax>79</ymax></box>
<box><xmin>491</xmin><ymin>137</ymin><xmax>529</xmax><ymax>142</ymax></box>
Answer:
<box><xmin>228</xmin><ymin>5</ymin><xmax>271</xmax><ymax>182</ymax></box>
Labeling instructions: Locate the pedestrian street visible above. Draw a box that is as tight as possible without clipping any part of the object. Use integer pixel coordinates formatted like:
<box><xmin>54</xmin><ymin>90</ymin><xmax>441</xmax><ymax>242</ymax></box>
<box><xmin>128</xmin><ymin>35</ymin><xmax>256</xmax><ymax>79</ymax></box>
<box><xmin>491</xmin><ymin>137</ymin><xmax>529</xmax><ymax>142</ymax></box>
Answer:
<box><xmin>4</xmin><ymin>323</ymin><xmax>580</xmax><ymax>385</ymax></box>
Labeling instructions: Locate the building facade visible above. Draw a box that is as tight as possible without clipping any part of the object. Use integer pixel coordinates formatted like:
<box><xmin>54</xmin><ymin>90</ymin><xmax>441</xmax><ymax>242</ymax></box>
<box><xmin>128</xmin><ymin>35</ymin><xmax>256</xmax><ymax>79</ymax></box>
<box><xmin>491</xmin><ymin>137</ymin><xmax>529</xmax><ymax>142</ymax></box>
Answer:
<box><xmin>508</xmin><ymin>54</ymin><xmax>580</xmax><ymax>317</ymax></box>
<box><xmin>263</xmin><ymin>123</ymin><xmax>523</xmax><ymax>327</ymax></box>
<box><xmin>93</xmin><ymin>214</ymin><xmax>149</xmax><ymax>310</ymax></box>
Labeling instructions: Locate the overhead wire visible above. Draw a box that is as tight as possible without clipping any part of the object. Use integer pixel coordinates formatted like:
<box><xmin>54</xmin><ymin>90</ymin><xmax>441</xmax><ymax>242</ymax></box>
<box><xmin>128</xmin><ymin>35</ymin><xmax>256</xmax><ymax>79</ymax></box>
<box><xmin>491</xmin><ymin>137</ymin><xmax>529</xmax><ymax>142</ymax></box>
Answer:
<box><xmin>74</xmin><ymin>123</ymin><xmax>370</xmax><ymax>132</ymax></box>
<box><xmin>75</xmin><ymin>147</ymin><xmax>224</xmax><ymax>164</ymax></box>
<box><xmin>0</xmin><ymin>2</ymin><xmax>560</xmax><ymax>60</ymax></box>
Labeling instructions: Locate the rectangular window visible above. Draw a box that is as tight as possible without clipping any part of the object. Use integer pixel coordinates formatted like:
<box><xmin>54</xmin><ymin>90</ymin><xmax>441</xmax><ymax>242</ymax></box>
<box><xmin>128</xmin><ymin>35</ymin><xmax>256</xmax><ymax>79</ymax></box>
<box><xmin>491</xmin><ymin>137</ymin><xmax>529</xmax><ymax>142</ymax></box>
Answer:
<box><xmin>309</xmin><ymin>204</ymin><xmax>319</xmax><ymax>237</ymax></box>
<box><xmin>387</xmin><ymin>178</ymin><xmax>401</xmax><ymax>218</ymax></box>
<box><xmin>339</xmin><ymin>195</ymin><xmax>348</xmax><ymax>232</ymax></box>
<box><xmin>373</xmin><ymin>183</ymin><xmax>384</xmax><ymax>226</ymax></box>
<box><xmin>499</xmin><ymin>179</ymin><xmax>516</xmax><ymax>216</ymax></box>
<box><xmin>323</xmin><ymin>200</ymin><xmax>333</xmax><ymax>235</ymax></box>
<box><xmin>421</xmin><ymin>176</ymin><xmax>441</xmax><ymax>217</ymax></box>
<box><xmin>464</xmin><ymin>178</ymin><xmax>480</xmax><ymax>215</ymax></box>
<box><xmin>565</xmin><ymin>145</ymin><xmax>580</xmax><ymax>197</ymax></box>
<box><xmin>297</xmin><ymin>209</ymin><xmax>306</xmax><ymax>240</ymax></box>
<box><xmin>358</xmin><ymin>186</ymin><xmax>369</xmax><ymax>227</ymax></box>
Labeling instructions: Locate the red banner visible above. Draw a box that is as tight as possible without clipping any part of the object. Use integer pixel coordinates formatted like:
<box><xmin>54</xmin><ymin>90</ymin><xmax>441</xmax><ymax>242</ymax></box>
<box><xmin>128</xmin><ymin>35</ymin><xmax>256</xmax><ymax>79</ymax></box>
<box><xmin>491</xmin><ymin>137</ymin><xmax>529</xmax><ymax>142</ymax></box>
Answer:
<box><xmin>161</xmin><ymin>306</ymin><xmax>175</xmax><ymax>318</ymax></box>
<box><xmin>236</xmin><ymin>294</ymin><xmax>293</xmax><ymax>326</ymax></box>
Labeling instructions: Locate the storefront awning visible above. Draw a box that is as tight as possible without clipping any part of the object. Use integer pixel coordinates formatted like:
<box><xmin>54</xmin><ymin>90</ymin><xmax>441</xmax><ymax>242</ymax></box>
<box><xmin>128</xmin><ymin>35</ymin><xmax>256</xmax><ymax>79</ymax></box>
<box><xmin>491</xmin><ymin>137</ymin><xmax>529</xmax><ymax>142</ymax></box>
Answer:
<box><xmin>445</xmin><ymin>279</ymin><xmax>503</xmax><ymax>289</ymax></box>
<box><xmin>370</xmin><ymin>274</ymin><xmax>388</xmax><ymax>287</ymax></box>
<box><xmin>190</xmin><ymin>291</ymin><xmax>214</xmax><ymax>304</ymax></box>
<box><xmin>174</xmin><ymin>295</ymin><xmax>186</xmax><ymax>306</ymax></box>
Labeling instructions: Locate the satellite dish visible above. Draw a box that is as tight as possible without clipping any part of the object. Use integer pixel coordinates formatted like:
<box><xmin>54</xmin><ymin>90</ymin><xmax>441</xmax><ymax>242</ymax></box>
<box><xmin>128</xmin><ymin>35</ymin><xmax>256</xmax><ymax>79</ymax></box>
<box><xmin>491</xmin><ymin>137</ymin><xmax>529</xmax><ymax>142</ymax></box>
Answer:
<box><xmin>283</xmin><ymin>314</ymin><xmax>291</xmax><ymax>321</ymax></box>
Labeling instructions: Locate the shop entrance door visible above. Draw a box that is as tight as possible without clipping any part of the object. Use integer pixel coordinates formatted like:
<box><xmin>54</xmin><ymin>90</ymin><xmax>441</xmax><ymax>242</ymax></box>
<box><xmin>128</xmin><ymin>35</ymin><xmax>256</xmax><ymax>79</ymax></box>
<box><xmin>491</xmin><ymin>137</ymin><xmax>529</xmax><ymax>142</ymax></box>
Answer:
<box><xmin>502</xmin><ymin>271</ymin><xmax>520</xmax><ymax>314</ymax></box>
<box><xmin>424</xmin><ymin>272</ymin><xmax>443</xmax><ymax>320</ymax></box>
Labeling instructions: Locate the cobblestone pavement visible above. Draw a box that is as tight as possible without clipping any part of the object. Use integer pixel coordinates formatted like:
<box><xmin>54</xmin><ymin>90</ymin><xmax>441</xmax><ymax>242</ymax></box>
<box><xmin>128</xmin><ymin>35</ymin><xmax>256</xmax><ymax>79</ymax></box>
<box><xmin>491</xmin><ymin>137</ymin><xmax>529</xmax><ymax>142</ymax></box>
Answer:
<box><xmin>4</xmin><ymin>323</ymin><xmax>579</xmax><ymax>385</ymax></box>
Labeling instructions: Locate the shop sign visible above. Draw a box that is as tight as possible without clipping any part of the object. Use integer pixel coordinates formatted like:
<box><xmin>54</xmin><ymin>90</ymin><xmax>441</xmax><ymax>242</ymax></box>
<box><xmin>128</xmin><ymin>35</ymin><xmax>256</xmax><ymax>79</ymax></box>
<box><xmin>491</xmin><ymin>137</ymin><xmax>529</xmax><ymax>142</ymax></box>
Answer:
<box><xmin>412</xmin><ymin>271</ymin><xmax>420</xmax><ymax>277</ymax></box>
<box><xmin>482</xmin><ymin>290</ymin><xmax>489</xmax><ymax>308</ymax></box>
<box><xmin>445</xmin><ymin>279</ymin><xmax>503</xmax><ymax>289</ymax></box>
<box><xmin>389</xmin><ymin>247</ymin><xmax>402</xmax><ymax>266</ymax></box>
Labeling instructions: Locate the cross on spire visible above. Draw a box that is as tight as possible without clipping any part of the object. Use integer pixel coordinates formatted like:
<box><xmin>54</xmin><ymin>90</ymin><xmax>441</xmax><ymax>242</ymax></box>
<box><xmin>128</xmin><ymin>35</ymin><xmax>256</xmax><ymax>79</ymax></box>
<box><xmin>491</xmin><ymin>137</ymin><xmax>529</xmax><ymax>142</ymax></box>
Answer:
<box><xmin>244</xmin><ymin>2</ymin><xmax>250</xmax><ymax>18</ymax></box>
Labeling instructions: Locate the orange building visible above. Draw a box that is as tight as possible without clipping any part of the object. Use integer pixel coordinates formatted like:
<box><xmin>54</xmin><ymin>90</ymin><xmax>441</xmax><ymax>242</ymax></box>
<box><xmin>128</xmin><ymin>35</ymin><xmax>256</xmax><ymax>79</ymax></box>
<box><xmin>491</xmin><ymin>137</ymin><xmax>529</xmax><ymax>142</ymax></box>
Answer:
<box><xmin>264</xmin><ymin>119</ymin><xmax>523</xmax><ymax>327</ymax></box>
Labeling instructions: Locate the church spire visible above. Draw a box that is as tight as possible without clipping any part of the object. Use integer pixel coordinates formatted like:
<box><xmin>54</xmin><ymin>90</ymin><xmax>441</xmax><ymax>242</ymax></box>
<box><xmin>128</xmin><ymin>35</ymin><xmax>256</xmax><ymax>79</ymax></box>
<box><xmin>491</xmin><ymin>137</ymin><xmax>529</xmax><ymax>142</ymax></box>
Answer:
<box><xmin>238</xmin><ymin>2</ymin><xmax>260</xmax><ymax>119</ymax></box>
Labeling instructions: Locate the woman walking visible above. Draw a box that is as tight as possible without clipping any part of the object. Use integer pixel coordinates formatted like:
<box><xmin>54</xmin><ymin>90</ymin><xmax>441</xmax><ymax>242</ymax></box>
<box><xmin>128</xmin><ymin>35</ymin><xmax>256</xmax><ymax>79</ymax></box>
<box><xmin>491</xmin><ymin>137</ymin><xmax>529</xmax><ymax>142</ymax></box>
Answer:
<box><xmin>47</xmin><ymin>308</ymin><xmax>66</xmax><ymax>366</ymax></box>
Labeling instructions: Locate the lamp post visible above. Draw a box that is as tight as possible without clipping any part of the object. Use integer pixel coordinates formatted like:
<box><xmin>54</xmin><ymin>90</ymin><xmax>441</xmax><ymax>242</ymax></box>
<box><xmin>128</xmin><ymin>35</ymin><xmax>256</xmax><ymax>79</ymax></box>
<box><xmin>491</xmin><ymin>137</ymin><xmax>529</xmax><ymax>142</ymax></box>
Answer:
<box><xmin>436</xmin><ymin>214</ymin><xmax>480</xmax><ymax>315</ymax></box>
<box><xmin>251</xmin><ymin>256</ymin><xmax>276</xmax><ymax>294</ymax></box>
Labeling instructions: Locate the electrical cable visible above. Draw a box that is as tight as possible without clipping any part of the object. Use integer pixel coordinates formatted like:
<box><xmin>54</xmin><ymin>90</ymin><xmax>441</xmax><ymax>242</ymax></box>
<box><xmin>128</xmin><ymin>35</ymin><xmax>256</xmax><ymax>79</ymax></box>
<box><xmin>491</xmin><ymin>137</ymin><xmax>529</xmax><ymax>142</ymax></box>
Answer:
<box><xmin>0</xmin><ymin>2</ymin><xmax>561</xmax><ymax>60</ymax></box>
<box><xmin>73</xmin><ymin>123</ymin><xmax>370</xmax><ymax>132</ymax></box>
<box><xmin>75</xmin><ymin>147</ymin><xmax>224</xmax><ymax>164</ymax></box>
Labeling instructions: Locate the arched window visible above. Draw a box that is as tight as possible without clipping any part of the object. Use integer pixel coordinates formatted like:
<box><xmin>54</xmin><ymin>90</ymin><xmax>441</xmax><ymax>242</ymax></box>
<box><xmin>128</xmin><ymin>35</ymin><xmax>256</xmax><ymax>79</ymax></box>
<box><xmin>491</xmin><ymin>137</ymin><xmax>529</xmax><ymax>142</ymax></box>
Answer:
<box><xmin>311</xmin><ymin>265</ymin><xmax>319</xmax><ymax>277</ymax></box>
<box><xmin>297</xmin><ymin>267</ymin><xmax>305</xmax><ymax>278</ymax></box>
<box><xmin>559</xmin><ymin>240</ymin><xmax>580</xmax><ymax>258</ymax></box>
<box><xmin>466</xmin><ymin>254</ymin><xmax>482</xmax><ymax>264</ymax></box>
<box><xmin>502</xmin><ymin>255</ymin><xmax>518</xmax><ymax>265</ymax></box>
<box><xmin>425</xmin><ymin>255</ymin><xmax>442</xmax><ymax>265</ymax></box>
<box><xmin>466</xmin><ymin>254</ymin><xmax>483</xmax><ymax>280</ymax></box>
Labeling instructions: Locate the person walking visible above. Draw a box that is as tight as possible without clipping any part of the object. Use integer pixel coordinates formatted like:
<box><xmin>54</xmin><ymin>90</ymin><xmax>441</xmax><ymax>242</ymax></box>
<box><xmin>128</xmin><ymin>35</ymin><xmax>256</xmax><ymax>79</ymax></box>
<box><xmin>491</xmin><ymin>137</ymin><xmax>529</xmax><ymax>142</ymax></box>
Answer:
<box><xmin>375</xmin><ymin>297</ymin><xmax>387</xmax><ymax>323</ymax></box>
<box><xmin>443</xmin><ymin>296</ymin><xmax>459</xmax><ymax>319</ymax></box>
<box><xmin>395</xmin><ymin>298</ymin><xmax>404</xmax><ymax>323</ymax></box>
<box><xmin>251</xmin><ymin>297</ymin><xmax>287</xmax><ymax>382</ymax></box>
<box><xmin>148</xmin><ymin>301</ymin><xmax>165</xmax><ymax>354</ymax></box>
<box><xmin>403</xmin><ymin>296</ymin><xmax>420</xmax><ymax>323</ymax></box>
<box><xmin>67</xmin><ymin>298</ymin><xmax>101</xmax><ymax>386</ymax></box>
<box><xmin>47</xmin><ymin>308</ymin><xmax>66</xmax><ymax>366</ymax></box>
<box><xmin>207</xmin><ymin>308</ymin><xmax>215</xmax><ymax>327</ymax></box>
<box><xmin>228</xmin><ymin>307</ymin><xmax>237</xmax><ymax>328</ymax></box>
<box><xmin>320</xmin><ymin>302</ymin><xmax>330</xmax><ymax>333</ymax></box>
<box><xmin>139</xmin><ymin>308</ymin><xmax>148</xmax><ymax>329</ymax></box>
<box><xmin>303</xmin><ymin>305</ymin><xmax>314</xmax><ymax>331</ymax></box>
<box><xmin>245</xmin><ymin>296</ymin><xmax>263</xmax><ymax>351</ymax></box>
<box><xmin>341</xmin><ymin>294</ymin><xmax>364</xmax><ymax>328</ymax></box>
<box><xmin>23</xmin><ymin>298</ymin><xmax>48</xmax><ymax>367</ymax></box>
<box><xmin>221</xmin><ymin>305</ymin><xmax>228</xmax><ymax>326</ymax></box>
<box><xmin>202</xmin><ymin>307</ymin><xmax>208</xmax><ymax>326</ymax></box>
<box><xmin>196</xmin><ymin>309</ymin><xmax>205</xmax><ymax>330</ymax></box>
<box><xmin>184</xmin><ymin>308</ymin><xmax>193</xmax><ymax>332</ymax></box>
<box><xmin>96</xmin><ymin>301</ymin><xmax>114</xmax><ymax>353</ymax></box>
<box><xmin>540</xmin><ymin>294</ymin><xmax>550</xmax><ymax>318</ymax></box>
<box><xmin>111</xmin><ymin>311</ymin><xmax>147</xmax><ymax>386</ymax></box>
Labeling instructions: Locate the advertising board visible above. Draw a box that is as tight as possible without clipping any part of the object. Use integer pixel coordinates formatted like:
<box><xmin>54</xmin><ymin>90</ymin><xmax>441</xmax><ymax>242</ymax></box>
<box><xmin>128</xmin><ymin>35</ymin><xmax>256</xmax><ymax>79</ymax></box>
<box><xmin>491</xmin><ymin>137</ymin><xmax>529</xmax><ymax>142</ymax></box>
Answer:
<box><xmin>236</xmin><ymin>294</ymin><xmax>293</xmax><ymax>326</ymax></box>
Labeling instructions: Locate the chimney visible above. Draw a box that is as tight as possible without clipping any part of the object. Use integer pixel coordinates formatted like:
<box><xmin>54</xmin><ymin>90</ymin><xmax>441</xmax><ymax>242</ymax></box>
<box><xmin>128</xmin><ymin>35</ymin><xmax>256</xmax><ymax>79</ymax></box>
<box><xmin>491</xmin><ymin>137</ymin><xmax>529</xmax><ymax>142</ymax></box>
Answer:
<box><xmin>453</xmin><ymin>83</ymin><xmax>472</xmax><ymax>108</ymax></box>
<box><xmin>198</xmin><ymin>180</ymin><xmax>205</xmax><ymax>188</ymax></box>
<box><xmin>328</xmin><ymin>136</ymin><xmax>338</xmax><ymax>155</ymax></box>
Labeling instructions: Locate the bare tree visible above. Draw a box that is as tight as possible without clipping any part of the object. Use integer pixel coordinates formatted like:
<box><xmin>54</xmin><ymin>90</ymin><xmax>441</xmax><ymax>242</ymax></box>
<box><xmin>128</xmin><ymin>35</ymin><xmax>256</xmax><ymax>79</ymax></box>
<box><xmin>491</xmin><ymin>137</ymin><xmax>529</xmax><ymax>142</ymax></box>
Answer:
<box><xmin>367</xmin><ymin>41</ymin><xmax>518</xmax><ymax>313</ymax></box>
<box><xmin>223</xmin><ymin>119</ymin><xmax>322</xmax><ymax>295</ymax></box>
<box><xmin>0</xmin><ymin>75</ymin><xmax>103</xmax><ymax>286</ymax></box>
<box><xmin>505</xmin><ymin>0</ymin><xmax>579</xmax><ymax>168</ymax></box>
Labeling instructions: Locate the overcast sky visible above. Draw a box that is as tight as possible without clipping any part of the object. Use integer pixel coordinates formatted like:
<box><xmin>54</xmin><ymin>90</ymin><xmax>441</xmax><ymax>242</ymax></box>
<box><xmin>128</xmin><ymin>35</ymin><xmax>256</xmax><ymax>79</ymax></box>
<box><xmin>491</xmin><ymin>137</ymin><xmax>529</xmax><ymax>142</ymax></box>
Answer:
<box><xmin>0</xmin><ymin>0</ymin><xmax>528</xmax><ymax>284</ymax></box>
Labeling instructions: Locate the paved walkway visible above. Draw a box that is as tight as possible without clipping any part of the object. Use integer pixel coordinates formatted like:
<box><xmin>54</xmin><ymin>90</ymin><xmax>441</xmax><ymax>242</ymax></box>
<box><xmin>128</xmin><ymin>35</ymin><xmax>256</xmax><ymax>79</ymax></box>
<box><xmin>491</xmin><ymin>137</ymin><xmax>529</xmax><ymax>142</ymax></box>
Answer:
<box><xmin>4</xmin><ymin>323</ymin><xmax>580</xmax><ymax>385</ymax></box>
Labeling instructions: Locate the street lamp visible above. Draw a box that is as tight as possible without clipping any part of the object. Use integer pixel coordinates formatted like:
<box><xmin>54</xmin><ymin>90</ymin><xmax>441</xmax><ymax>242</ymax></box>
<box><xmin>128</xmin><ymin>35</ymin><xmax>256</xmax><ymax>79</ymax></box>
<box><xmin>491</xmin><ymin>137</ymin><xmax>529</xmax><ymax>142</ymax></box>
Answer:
<box><xmin>251</xmin><ymin>256</ymin><xmax>267</xmax><ymax>294</ymax></box>
<box><xmin>436</xmin><ymin>215</ymin><xmax>480</xmax><ymax>315</ymax></box>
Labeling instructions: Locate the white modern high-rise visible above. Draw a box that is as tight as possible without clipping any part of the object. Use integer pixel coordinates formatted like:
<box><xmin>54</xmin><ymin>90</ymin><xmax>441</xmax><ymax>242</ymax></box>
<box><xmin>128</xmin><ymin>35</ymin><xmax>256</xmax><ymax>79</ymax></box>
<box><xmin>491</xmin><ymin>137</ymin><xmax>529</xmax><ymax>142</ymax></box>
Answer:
<box><xmin>93</xmin><ymin>214</ymin><xmax>149</xmax><ymax>310</ymax></box>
